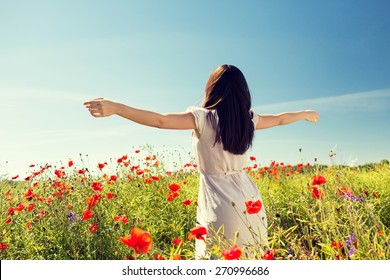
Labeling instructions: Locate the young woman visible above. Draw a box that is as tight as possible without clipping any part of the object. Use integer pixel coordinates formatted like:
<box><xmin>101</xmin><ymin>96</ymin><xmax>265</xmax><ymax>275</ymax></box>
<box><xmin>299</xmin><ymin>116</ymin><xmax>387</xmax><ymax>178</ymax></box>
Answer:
<box><xmin>84</xmin><ymin>64</ymin><xmax>319</xmax><ymax>258</ymax></box>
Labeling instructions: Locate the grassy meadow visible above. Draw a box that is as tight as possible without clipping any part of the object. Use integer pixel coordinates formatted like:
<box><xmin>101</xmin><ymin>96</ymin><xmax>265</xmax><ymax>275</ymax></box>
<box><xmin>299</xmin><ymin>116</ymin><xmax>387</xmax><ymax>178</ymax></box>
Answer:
<box><xmin>0</xmin><ymin>148</ymin><xmax>389</xmax><ymax>260</ymax></box>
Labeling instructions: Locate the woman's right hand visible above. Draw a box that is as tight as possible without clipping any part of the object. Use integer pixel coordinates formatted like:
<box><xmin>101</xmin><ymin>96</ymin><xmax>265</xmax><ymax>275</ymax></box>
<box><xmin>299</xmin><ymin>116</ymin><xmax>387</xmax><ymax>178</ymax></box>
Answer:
<box><xmin>83</xmin><ymin>98</ymin><xmax>117</xmax><ymax>118</ymax></box>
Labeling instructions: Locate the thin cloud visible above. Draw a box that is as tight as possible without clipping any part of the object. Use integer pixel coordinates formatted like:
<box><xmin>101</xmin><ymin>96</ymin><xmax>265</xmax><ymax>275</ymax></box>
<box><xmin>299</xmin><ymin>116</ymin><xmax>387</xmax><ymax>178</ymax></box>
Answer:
<box><xmin>0</xmin><ymin>87</ymin><xmax>95</xmax><ymax>102</ymax></box>
<box><xmin>253</xmin><ymin>88</ymin><xmax>390</xmax><ymax>113</ymax></box>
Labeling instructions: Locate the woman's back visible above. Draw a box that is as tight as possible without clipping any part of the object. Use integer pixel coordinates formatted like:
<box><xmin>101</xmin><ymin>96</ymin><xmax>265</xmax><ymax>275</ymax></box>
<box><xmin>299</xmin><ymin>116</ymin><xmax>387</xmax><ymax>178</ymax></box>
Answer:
<box><xmin>188</xmin><ymin>106</ymin><xmax>258</xmax><ymax>175</ymax></box>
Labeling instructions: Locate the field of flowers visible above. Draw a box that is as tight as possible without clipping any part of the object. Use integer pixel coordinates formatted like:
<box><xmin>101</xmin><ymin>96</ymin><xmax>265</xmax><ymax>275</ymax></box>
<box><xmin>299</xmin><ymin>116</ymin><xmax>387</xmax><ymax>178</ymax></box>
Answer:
<box><xmin>0</xmin><ymin>148</ymin><xmax>389</xmax><ymax>260</ymax></box>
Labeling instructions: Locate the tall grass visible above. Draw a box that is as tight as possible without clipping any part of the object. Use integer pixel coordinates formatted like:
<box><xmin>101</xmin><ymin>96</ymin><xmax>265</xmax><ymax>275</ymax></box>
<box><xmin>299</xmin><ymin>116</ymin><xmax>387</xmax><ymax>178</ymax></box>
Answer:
<box><xmin>0</xmin><ymin>150</ymin><xmax>388</xmax><ymax>260</ymax></box>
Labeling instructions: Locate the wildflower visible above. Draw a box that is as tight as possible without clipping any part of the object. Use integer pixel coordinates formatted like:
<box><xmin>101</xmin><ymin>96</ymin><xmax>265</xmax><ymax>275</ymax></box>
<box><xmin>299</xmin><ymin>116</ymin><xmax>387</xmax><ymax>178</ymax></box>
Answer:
<box><xmin>0</xmin><ymin>243</ymin><xmax>10</xmax><ymax>250</ymax></box>
<box><xmin>109</xmin><ymin>175</ymin><xmax>117</xmax><ymax>182</ymax></box>
<box><xmin>153</xmin><ymin>253</ymin><xmax>164</xmax><ymax>260</ymax></box>
<box><xmin>54</xmin><ymin>169</ymin><xmax>66</xmax><ymax>179</ymax></box>
<box><xmin>222</xmin><ymin>244</ymin><xmax>242</xmax><ymax>260</ymax></box>
<box><xmin>168</xmin><ymin>184</ymin><xmax>181</xmax><ymax>192</ymax></box>
<box><xmin>172</xmin><ymin>254</ymin><xmax>182</xmax><ymax>260</ymax></box>
<box><xmin>89</xmin><ymin>223</ymin><xmax>99</xmax><ymax>233</ymax></box>
<box><xmin>120</xmin><ymin>227</ymin><xmax>153</xmax><ymax>254</ymax></box>
<box><xmin>68</xmin><ymin>160</ymin><xmax>74</xmax><ymax>167</ymax></box>
<box><xmin>106</xmin><ymin>192</ymin><xmax>117</xmax><ymax>200</ymax></box>
<box><xmin>144</xmin><ymin>178</ymin><xmax>153</xmax><ymax>184</ymax></box>
<box><xmin>245</xmin><ymin>200</ymin><xmax>262</xmax><ymax>214</ymax></box>
<box><xmin>182</xmin><ymin>199</ymin><xmax>192</xmax><ymax>206</ymax></box>
<box><xmin>339</xmin><ymin>186</ymin><xmax>353</xmax><ymax>196</ymax></box>
<box><xmin>5</xmin><ymin>218</ymin><xmax>12</xmax><ymax>225</ymax></box>
<box><xmin>167</xmin><ymin>191</ymin><xmax>179</xmax><ymax>201</ymax></box>
<box><xmin>97</xmin><ymin>163</ymin><xmax>105</xmax><ymax>170</ymax></box>
<box><xmin>114</xmin><ymin>215</ymin><xmax>128</xmax><ymax>225</ymax></box>
<box><xmin>27</xmin><ymin>204</ymin><xmax>35</xmax><ymax>212</ymax></box>
<box><xmin>68</xmin><ymin>212</ymin><xmax>77</xmax><ymax>222</ymax></box>
<box><xmin>346</xmin><ymin>234</ymin><xmax>358</xmax><ymax>248</ymax></box>
<box><xmin>11</xmin><ymin>175</ymin><xmax>19</xmax><ymax>180</ymax></box>
<box><xmin>135</xmin><ymin>149</ymin><xmax>140</xmax><ymax>153</ymax></box>
<box><xmin>82</xmin><ymin>209</ymin><xmax>93</xmax><ymax>221</ymax></box>
<box><xmin>263</xmin><ymin>249</ymin><xmax>277</xmax><ymax>260</ymax></box>
<box><xmin>188</xmin><ymin>226</ymin><xmax>207</xmax><ymax>241</ymax></box>
<box><xmin>16</xmin><ymin>203</ymin><xmax>25</xmax><ymax>212</ymax></box>
<box><xmin>26</xmin><ymin>221</ymin><xmax>33</xmax><ymax>230</ymax></box>
<box><xmin>348</xmin><ymin>248</ymin><xmax>356</xmax><ymax>257</ymax></box>
<box><xmin>78</xmin><ymin>169</ymin><xmax>86</xmax><ymax>175</ymax></box>
<box><xmin>332</xmin><ymin>241</ymin><xmax>343</xmax><ymax>250</ymax></box>
<box><xmin>7</xmin><ymin>207</ymin><xmax>15</xmax><ymax>216</ymax></box>
<box><xmin>86</xmin><ymin>194</ymin><xmax>102</xmax><ymax>208</ymax></box>
<box><xmin>172</xmin><ymin>238</ymin><xmax>184</xmax><ymax>247</ymax></box>
<box><xmin>91</xmin><ymin>181</ymin><xmax>103</xmax><ymax>191</ymax></box>
<box><xmin>24</xmin><ymin>188</ymin><xmax>34</xmax><ymax>201</ymax></box>
<box><xmin>311</xmin><ymin>187</ymin><xmax>325</xmax><ymax>199</ymax></box>
<box><xmin>311</xmin><ymin>175</ymin><xmax>327</xmax><ymax>186</ymax></box>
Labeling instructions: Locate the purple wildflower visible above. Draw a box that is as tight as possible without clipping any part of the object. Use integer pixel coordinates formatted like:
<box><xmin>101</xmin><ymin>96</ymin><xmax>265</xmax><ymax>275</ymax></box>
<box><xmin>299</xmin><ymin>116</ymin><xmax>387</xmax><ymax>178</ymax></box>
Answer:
<box><xmin>348</xmin><ymin>248</ymin><xmax>356</xmax><ymax>257</ymax></box>
<box><xmin>346</xmin><ymin>234</ymin><xmax>356</xmax><ymax>247</ymax></box>
<box><xmin>67</xmin><ymin>212</ymin><xmax>77</xmax><ymax>222</ymax></box>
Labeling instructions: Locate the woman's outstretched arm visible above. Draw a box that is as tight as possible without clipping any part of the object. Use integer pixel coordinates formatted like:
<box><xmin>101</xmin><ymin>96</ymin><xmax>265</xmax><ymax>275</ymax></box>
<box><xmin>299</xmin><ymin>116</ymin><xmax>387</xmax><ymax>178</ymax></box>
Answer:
<box><xmin>83</xmin><ymin>98</ymin><xmax>196</xmax><ymax>130</ymax></box>
<box><xmin>256</xmin><ymin>110</ymin><xmax>319</xmax><ymax>130</ymax></box>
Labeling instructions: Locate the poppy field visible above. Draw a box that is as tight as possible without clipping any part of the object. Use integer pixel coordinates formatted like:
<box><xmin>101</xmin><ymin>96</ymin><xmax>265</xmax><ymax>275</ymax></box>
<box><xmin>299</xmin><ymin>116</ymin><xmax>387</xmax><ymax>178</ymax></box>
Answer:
<box><xmin>0</xmin><ymin>148</ymin><xmax>389</xmax><ymax>260</ymax></box>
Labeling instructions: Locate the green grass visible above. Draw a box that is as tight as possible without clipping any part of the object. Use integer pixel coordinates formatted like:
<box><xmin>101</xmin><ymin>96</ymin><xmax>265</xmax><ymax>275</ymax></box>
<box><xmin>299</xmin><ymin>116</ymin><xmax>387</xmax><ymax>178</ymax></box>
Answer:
<box><xmin>0</xmin><ymin>151</ymin><xmax>389</xmax><ymax>260</ymax></box>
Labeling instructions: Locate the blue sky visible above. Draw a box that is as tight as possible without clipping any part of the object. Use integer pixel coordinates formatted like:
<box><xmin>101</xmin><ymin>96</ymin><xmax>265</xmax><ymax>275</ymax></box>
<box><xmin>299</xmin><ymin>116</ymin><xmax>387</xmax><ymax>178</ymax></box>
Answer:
<box><xmin>1</xmin><ymin>0</ymin><xmax>389</xmax><ymax>178</ymax></box>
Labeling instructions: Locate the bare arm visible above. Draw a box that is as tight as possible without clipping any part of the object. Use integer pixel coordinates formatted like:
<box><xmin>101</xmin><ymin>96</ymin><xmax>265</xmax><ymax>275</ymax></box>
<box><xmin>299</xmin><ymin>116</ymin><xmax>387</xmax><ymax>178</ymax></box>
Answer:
<box><xmin>83</xmin><ymin>98</ymin><xmax>196</xmax><ymax>130</ymax></box>
<box><xmin>256</xmin><ymin>110</ymin><xmax>319</xmax><ymax>130</ymax></box>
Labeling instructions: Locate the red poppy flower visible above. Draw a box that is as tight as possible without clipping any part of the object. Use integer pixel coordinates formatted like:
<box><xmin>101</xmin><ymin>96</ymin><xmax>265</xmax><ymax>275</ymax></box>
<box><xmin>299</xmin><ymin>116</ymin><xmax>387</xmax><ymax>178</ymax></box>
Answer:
<box><xmin>114</xmin><ymin>215</ymin><xmax>128</xmax><ymax>224</ymax></box>
<box><xmin>120</xmin><ymin>227</ymin><xmax>153</xmax><ymax>254</ymax></box>
<box><xmin>7</xmin><ymin>207</ymin><xmax>15</xmax><ymax>216</ymax></box>
<box><xmin>332</xmin><ymin>241</ymin><xmax>343</xmax><ymax>250</ymax></box>
<box><xmin>78</xmin><ymin>169</ymin><xmax>86</xmax><ymax>175</ymax></box>
<box><xmin>5</xmin><ymin>218</ymin><xmax>12</xmax><ymax>225</ymax></box>
<box><xmin>106</xmin><ymin>192</ymin><xmax>117</xmax><ymax>200</ymax></box>
<box><xmin>54</xmin><ymin>169</ymin><xmax>66</xmax><ymax>179</ymax></box>
<box><xmin>86</xmin><ymin>194</ymin><xmax>102</xmax><ymax>208</ymax></box>
<box><xmin>152</xmin><ymin>176</ymin><xmax>160</xmax><ymax>181</ymax></box>
<box><xmin>109</xmin><ymin>175</ymin><xmax>117</xmax><ymax>182</ymax></box>
<box><xmin>222</xmin><ymin>244</ymin><xmax>242</xmax><ymax>260</ymax></box>
<box><xmin>97</xmin><ymin>163</ymin><xmax>105</xmax><ymax>170</ymax></box>
<box><xmin>68</xmin><ymin>160</ymin><xmax>74</xmax><ymax>167</ymax></box>
<box><xmin>250</xmin><ymin>156</ymin><xmax>256</xmax><ymax>161</ymax></box>
<box><xmin>311</xmin><ymin>187</ymin><xmax>325</xmax><ymax>199</ymax></box>
<box><xmin>182</xmin><ymin>199</ymin><xmax>192</xmax><ymax>206</ymax></box>
<box><xmin>339</xmin><ymin>186</ymin><xmax>353</xmax><ymax>196</ymax></box>
<box><xmin>153</xmin><ymin>253</ymin><xmax>164</xmax><ymax>260</ymax></box>
<box><xmin>89</xmin><ymin>223</ymin><xmax>99</xmax><ymax>233</ymax></box>
<box><xmin>172</xmin><ymin>254</ymin><xmax>182</xmax><ymax>260</ymax></box>
<box><xmin>263</xmin><ymin>249</ymin><xmax>277</xmax><ymax>260</ymax></box>
<box><xmin>168</xmin><ymin>184</ymin><xmax>180</xmax><ymax>192</ymax></box>
<box><xmin>16</xmin><ymin>202</ymin><xmax>25</xmax><ymax>212</ymax></box>
<box><xmin>27</xmin><ymin>203</ymin><xmax>35</xmax><ymax>212</ymax></box>
<box><xmin>24</xmin><ymin>188</ymin><xmax>34</xmax><ymax>200</ymax></box>
<box><xmin>11</xmin><ymin>175</ymin><xmax>19</xmax><ymax>180</ymax></box>
<box><xmin>26</xmin><ymin>221</ymin><xmax>33</xmax><ymax>230</ymax></box>
<box><xmin>245</xmin><ymin>200</ymin><xmax>262</xmax><ymax>214</ymax></box>
<box><xmin>82</xmin><ymin>209</ymin><xmax>93</xmax><ymax>220</ymax></box>
<box><xmin>172</xmin><ymin>238</ymin><xmax>184</xmax><ymax>246</ymax></box>
<box><xmin>91</xmin><ymin>181</ymin><xmax>103</xmax><ymax>191</ymax></box>
<box><xmin>135</xmin><ymin>149</ymin><xmax>140</xmax><ymax>153</ymax></box>
<box><xmin>144</xmin><ymin>178</ymin><xmax>153</xmax><ymax>184</ymax></box>
<box><xmin>311</xmin><ymin>175</ymin><xmax>327</xmax><ymax>186</ymax></box>
<box><xmin>0</xmin><ymin>243</ymin><xmax>10</xmax><ymax>250</ymax></box>
<box><xmin>167</xmin><ymin>191</ymin><xmax>179</xmax><ymax>201</ymax></box>
<box><xmin>188</xmin><ymin>226</ymin><xmax>207</xmax><ymax>241</ymax></box>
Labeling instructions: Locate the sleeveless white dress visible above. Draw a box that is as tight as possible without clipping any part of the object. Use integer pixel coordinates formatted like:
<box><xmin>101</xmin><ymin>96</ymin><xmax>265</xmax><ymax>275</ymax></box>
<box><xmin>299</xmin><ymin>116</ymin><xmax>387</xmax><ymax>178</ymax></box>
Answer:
<box><xmin>186</xmin><ymin>106</ymin><xmax>268</xmax><ymax>259</ymax></box>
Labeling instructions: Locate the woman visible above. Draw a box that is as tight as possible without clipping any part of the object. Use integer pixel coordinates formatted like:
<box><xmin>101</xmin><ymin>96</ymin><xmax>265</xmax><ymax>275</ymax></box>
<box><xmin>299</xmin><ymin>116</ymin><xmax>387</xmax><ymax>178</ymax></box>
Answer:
<box><xmin>84</xmin><ymin>64</ymin><xmax>319</xmax><ymax>258</ymax></box>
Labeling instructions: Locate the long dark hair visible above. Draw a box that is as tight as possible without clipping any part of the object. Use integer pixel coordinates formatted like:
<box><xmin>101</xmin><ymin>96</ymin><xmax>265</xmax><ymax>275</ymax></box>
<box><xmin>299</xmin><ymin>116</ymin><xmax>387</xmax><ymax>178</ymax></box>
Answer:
<box><xmin>203</xmin><ymin>64</ymin><xmax>254</xmax><ymax>155</ymax></box>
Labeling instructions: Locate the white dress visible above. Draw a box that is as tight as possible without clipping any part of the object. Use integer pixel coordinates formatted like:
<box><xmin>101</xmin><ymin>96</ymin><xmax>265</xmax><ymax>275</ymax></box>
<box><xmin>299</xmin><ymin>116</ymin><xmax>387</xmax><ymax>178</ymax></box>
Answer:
<box><xmin>187</xmin><ymin>106</ymin><xmax>268</xmax><ymax>259</ymax></box>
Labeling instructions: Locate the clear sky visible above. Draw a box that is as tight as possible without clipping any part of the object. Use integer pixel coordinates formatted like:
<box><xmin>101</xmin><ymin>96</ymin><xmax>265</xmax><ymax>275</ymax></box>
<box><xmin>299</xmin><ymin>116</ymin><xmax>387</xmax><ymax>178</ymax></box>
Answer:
<box><xmin>1</xmin><ymin>0</ymin><xmax>389</xmax><ymax>178</ymax></box>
